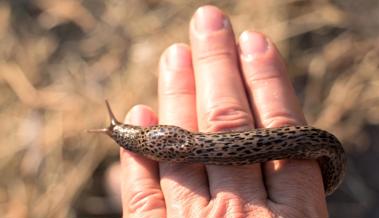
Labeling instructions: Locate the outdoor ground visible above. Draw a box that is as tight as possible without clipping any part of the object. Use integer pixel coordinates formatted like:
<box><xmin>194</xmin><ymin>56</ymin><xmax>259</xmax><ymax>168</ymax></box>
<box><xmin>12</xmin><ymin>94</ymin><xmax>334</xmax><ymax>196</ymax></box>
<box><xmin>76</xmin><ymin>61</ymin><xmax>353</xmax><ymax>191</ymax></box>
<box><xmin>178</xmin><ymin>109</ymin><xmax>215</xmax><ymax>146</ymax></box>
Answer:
<box><xmin>0</xmin><ymin>0</ymin><xmax>378</xmax><ymax>217</ymax></box>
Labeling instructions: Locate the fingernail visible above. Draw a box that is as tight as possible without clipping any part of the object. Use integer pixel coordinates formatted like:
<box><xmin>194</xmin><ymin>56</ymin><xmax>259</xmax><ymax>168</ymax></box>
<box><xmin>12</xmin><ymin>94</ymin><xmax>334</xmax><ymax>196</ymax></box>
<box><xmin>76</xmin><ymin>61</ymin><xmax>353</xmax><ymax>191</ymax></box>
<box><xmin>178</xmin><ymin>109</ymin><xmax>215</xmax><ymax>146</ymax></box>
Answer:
<box><xmin>125</xmin><ymin>105</ymin><xmax>138</xmax><ymax>124</ymax></box>
<box><xmin>239</xmin><ymin>31</ymin><xmax>268</xmax><ymax>59</ymax></box>
<box><xmin>165</xmin><ymin>44</ymin><xmax>192</xmax><ymax>69</ymax></box>
<box><xmin>125</xmin><ymin>105</ymin><xmax>154</xmax><ymax>125</ymax></box>
<box><xmin>194</xmin><ymin>6</ymin><xmax>228</xmax><ymax>32</ymax></box>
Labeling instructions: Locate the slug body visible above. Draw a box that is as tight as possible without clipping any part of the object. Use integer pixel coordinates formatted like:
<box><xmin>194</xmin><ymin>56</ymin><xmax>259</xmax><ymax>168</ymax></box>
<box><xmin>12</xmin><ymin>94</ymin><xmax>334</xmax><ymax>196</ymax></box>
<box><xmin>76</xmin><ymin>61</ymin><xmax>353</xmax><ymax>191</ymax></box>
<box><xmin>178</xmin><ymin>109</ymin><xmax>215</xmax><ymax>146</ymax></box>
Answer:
<box><xmin>90</xmin><ymin>101</ymin><xmax>346</xmax><ymax>195</ymax></box>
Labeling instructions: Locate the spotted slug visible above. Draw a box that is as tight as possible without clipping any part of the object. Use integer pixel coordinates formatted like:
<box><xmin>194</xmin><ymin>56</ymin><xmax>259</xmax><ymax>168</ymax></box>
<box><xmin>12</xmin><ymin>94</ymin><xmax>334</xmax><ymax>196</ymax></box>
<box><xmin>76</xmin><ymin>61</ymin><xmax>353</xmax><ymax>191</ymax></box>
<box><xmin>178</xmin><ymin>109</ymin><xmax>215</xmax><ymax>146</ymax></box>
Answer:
<box><xmin>89</xmin><ymin>100</ymin><xmax>346</xmax><ymax>195</ymax></box>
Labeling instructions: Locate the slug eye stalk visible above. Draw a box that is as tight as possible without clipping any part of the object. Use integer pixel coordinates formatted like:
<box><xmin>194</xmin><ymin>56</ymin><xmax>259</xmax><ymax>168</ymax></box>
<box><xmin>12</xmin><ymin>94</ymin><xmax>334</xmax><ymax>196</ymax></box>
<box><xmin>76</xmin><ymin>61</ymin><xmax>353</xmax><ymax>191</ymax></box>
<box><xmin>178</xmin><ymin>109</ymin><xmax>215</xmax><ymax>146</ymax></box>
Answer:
<box><xmin>87</xmin><ymin>100</ymin><xmax>121</xmax><ymax>135</ymax></box>
<box><xmin>87</xmin><ymin>128</ymin><xmax>109</xmax><ymax>134</ymax></box>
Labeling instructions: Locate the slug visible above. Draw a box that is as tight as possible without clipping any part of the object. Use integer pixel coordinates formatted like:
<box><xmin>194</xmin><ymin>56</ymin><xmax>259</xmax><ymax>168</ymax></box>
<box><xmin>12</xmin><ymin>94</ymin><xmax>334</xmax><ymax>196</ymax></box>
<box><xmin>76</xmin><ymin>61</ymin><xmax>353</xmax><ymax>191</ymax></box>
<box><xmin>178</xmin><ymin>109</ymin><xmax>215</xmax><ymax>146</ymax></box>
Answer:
<box><xmin>89</xmin><ymin>100</ymin><xmax>346</xmax><ymax>195</ymax></box>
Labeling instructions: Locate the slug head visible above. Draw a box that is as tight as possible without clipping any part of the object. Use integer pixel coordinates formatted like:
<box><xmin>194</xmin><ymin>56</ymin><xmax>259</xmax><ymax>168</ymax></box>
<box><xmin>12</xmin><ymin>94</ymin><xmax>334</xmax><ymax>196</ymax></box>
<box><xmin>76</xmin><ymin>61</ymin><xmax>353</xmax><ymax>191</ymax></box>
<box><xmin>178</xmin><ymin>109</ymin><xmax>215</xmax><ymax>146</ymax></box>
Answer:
<box><xmin>88</xmin><ymin>100</ymin><xmax>142</xmax><ymax>151</ymax></box>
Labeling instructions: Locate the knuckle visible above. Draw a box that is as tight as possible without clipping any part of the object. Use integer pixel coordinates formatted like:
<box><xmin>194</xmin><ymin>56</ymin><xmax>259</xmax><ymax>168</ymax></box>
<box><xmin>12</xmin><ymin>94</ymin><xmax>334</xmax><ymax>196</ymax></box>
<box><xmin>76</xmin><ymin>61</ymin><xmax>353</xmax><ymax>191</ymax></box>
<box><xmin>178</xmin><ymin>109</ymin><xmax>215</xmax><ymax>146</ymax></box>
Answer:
<box><xmin>159</xmin><ymin>73</ymin><xmax>195</xmax><ymax>98</ymax></box>
<box><xmin>160</xmin><ymin>88</ymin><xmax>195</xmax><ymax>98</ymax></box>
<box><xmin>203</xmin><ymin>103</ymin><xmax>253</xmax><ymax>132</ymax></box>
<box><xmin>209</xmin><ymin>192</ymin><xmax>273</xmax><ymax>218</ymax></box>
<box><xmin>245</xmin><ymin>64</ymin><xmax>285</xmax><ymax>86</ymax></box>
<box><xmin>210</xmin><ymin>193</ymin><xmax>244</xmax><ymax>218</ymax></box>
<box><xmin>127</xmin><ymin>188</ymin><xmax>165</xmax><ymax>214</ymax></box>
<box><xmin>196</xmin><ymin>49</ymin><xmax>234</xmax><ymax>65</ymax></box>
<box><xmin>260</xmin><ymin>110</ymin><xmax>303</xmax><ymax>128</ymax></box>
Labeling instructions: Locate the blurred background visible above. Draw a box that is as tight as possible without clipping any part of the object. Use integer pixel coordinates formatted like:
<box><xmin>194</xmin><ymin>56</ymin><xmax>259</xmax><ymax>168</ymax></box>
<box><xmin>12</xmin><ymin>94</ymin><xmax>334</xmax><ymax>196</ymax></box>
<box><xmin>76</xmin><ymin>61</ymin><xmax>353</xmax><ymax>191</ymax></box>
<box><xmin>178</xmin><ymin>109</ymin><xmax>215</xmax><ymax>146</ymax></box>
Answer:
<box><xmin>0</xmin><ymin>0</ymin><xmax>378</xmax><ymax>217</ymax></box>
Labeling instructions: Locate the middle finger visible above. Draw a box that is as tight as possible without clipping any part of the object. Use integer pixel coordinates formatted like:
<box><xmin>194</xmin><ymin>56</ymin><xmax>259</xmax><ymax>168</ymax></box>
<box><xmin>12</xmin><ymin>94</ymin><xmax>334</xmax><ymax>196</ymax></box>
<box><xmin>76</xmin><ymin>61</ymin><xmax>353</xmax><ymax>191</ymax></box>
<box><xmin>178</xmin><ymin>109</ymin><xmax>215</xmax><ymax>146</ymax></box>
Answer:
<box><xmin>190</xmin><ymin>6</ymin><xmax>267</xmax><ymax>205</ymax></box>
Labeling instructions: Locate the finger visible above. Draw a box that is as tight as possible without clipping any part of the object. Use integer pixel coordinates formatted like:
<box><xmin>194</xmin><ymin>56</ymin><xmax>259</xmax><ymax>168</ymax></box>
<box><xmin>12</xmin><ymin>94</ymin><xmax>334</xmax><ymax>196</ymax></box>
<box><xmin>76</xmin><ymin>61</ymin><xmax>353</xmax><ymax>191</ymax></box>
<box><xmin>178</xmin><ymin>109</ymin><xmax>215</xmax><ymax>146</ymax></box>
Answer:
<box><xmin>158</xmin><ymin>43</ymin><xmax>209</xmax><ymax>217</ymax></box>
<box><xmin>120</xmin><ymin>105</ymin><xmax>166</xmax><ymax>218</ymax></box>
<box><xmin>238</xmin><ymin>31</ymin><xmax>327</xmax><ymax>210</ymax></box>
<box><xmin>190</xmin><ymin>5</ymin><xmax>268</xmax><ymax>205</ymax></box>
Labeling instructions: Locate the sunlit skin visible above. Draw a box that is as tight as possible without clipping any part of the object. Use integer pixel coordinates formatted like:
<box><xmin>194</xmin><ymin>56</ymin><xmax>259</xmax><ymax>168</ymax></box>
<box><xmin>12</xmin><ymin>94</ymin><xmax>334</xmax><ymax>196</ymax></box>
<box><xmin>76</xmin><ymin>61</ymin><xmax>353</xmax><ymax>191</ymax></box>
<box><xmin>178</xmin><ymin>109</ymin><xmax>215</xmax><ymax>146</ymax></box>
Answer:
<box><xmin>119</xmin><ymin>5</ymin><xmax>328</xmax><ymax>218</ymax></box>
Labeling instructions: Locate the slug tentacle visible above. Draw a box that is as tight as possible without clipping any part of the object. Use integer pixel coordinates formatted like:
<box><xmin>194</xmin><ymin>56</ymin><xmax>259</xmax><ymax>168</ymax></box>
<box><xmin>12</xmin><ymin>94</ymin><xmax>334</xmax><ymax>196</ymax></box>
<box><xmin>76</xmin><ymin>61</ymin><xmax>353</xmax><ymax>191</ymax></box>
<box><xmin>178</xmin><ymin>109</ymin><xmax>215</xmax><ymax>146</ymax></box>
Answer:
<box><xmin>105</xmin><ymin>99</ymin><xmax>121</xmax><ymax>126</ymax></box>
<box><xmin>87</xmin><ymin>100</ymin><xmax>121</xmax><ymax>135</ymax></box>
<box><xmin>89</xmin><ymin>101</ymin><xmax>346</xmax><ymax>195</ymax></box>
<box><xmin>87</xmin><ymin>128</ymin><xmax>110</xmax><ymax>134</ymax></box>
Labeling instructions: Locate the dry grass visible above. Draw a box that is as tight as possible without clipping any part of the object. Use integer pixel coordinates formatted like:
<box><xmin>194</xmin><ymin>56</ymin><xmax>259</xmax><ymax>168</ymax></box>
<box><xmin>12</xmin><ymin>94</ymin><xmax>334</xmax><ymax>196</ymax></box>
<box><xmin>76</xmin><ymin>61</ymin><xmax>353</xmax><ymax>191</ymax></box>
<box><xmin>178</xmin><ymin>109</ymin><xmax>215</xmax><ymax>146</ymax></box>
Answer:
<box><xmin>0</xmin><ymin>0</ymin><xmax>378</xmax><ymax>217</ymax></box>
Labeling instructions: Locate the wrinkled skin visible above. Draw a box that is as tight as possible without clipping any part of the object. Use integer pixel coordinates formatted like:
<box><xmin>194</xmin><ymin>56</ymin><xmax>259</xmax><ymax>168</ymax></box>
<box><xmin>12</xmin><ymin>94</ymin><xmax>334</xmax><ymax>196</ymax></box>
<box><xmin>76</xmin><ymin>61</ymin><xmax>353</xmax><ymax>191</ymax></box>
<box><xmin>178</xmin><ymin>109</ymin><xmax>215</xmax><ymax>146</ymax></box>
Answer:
<box><xmin>118</xmin><ymin>5</ymin><xmax>328</xmax><ymax>218</ymax></box>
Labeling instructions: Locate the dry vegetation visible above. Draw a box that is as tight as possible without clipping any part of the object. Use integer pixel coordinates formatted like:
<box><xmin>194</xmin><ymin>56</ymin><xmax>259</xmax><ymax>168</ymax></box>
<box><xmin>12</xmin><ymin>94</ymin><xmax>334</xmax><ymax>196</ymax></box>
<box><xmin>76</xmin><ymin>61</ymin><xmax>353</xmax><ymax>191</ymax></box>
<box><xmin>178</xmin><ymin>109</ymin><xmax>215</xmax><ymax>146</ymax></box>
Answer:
<box><xmin>0</xmin><ymin>0</ymin><xmax>378</xmax><ymax>217</ymax></box>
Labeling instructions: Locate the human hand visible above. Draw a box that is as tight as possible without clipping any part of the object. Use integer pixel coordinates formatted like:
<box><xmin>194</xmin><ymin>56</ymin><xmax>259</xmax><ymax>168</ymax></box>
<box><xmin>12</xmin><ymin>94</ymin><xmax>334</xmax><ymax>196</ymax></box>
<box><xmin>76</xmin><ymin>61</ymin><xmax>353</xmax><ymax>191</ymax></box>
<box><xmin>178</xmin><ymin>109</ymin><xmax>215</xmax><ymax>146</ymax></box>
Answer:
<box><xmin>120</xmin><ymin>5</ymin><xmax>328</xmax><ymax>218</ymax></box>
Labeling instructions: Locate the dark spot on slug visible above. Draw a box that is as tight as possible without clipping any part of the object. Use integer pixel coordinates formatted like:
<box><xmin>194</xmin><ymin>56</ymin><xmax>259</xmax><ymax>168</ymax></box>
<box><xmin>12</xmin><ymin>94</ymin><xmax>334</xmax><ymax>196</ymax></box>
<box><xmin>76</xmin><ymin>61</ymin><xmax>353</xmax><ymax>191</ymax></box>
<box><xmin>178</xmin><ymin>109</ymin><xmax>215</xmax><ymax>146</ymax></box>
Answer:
<box><xmin>236</xmin><ymin>147</ymin><xmax>245</xmax><ymax>151</ymax></box>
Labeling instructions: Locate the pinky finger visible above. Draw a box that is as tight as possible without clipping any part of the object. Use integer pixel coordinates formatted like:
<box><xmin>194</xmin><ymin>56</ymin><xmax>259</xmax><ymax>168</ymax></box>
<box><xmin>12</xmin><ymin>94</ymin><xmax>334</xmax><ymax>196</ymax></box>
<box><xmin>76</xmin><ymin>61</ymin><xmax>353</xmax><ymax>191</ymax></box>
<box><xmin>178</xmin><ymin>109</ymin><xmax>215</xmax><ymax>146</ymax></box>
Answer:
<box><xmin>120</xmin><ymin>105</ymin><xmax>166</xmax><ymax>218</ymax></box>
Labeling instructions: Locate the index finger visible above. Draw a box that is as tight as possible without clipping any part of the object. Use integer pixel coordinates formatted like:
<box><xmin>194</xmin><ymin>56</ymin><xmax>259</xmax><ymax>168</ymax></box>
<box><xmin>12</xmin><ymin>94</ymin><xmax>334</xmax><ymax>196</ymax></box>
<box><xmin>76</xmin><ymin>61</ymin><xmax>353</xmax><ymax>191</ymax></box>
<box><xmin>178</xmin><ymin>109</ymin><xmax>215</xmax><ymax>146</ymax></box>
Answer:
<box><xmin>120</xmin><ymin>105</ymin><xmax>166</xmax><ymax>217</ymax></box>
